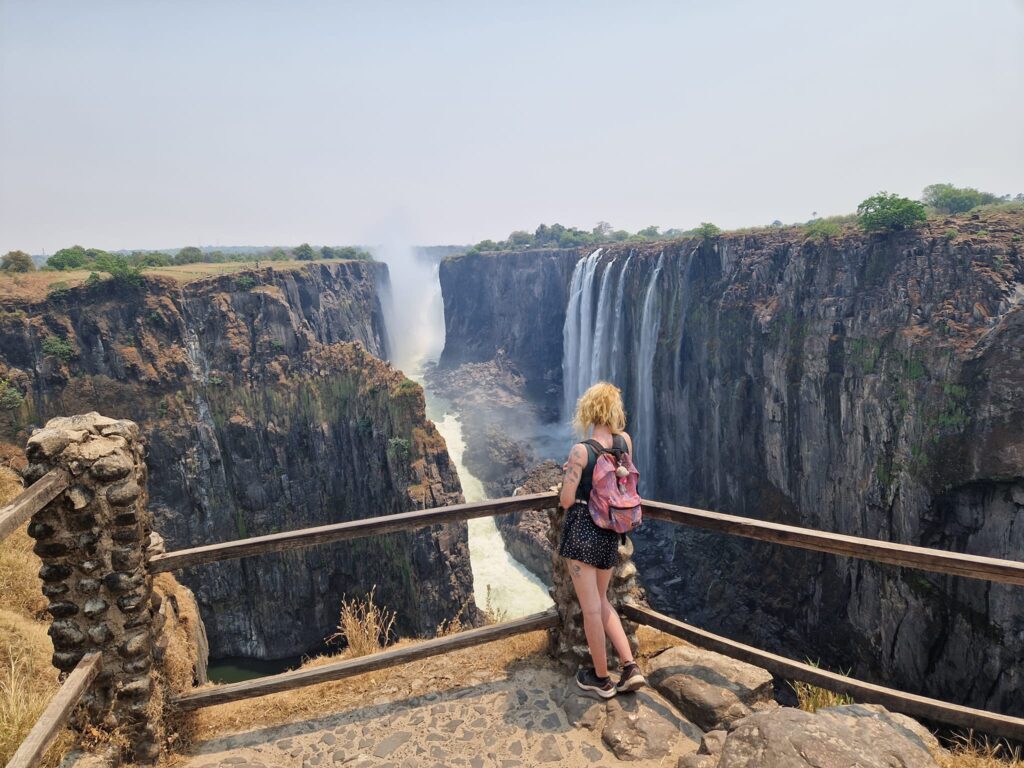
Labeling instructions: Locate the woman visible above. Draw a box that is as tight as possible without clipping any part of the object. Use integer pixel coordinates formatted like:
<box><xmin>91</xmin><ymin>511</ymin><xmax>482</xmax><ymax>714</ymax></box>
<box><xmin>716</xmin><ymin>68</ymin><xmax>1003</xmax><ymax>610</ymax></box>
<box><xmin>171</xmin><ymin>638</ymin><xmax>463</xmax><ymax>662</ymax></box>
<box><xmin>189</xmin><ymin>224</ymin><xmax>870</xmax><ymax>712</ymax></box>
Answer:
<box><xmin>558</xmin><ymin>381</ymin><xmax>646</xmax><ymax>698</ymax></box>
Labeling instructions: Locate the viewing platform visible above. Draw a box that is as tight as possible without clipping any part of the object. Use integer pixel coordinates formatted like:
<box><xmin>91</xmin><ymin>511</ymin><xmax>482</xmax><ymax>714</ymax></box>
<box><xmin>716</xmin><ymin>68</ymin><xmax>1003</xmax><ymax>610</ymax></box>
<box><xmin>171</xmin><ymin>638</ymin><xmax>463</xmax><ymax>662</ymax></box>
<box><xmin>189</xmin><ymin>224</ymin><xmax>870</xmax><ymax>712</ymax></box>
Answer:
<box><xmin>2</xmin><ymin>413</ymin><xmax>1023</xmax><ymax>767</ymax></box>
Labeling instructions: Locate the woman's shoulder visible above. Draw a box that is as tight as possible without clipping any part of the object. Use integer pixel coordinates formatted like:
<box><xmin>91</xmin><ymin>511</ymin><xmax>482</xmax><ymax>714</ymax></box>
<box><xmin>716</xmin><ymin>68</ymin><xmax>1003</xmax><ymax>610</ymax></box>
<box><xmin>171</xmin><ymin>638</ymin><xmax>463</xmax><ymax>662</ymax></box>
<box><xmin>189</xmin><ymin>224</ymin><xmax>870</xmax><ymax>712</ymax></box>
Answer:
<box><xmin>616</xmin><ymin>432</ymin><xmax>634</xmax><ymax>451</ymax></box>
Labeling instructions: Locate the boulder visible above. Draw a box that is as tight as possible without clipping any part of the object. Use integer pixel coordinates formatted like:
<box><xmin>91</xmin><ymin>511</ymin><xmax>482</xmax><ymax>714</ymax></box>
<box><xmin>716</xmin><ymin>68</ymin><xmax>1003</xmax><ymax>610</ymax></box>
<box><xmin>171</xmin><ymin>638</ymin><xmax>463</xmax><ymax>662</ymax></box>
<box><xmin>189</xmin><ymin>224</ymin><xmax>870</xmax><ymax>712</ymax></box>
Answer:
<box><xmin>648</xmin><ymin>645</ymin><xmax>776</xmax><ymax>731</ymax></box>
<box><xmin>716</xmin><ymin>704</ymin><xmax>943</xmax><ymax>768</ymax></box>
<box><xmin>601</xmin><ymin>688</ymin><xmax>703</xmax><ymax>761</ymax></box>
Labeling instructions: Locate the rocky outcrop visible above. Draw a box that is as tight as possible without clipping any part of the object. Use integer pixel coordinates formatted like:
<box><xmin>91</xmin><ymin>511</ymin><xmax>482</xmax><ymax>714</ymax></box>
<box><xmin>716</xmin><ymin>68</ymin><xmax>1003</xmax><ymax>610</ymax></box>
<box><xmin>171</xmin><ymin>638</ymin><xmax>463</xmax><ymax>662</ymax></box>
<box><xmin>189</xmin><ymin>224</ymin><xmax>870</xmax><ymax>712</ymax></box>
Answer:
<box><xmin>438</xmin><ymin>209</ymin><xmax>1024</xmax><ymax>713</ymax></box>
<box><xmin>501</xmin><ymin>461</ymin><xmax>562</xmax><ymax>581</ymax></box>
<box><xmin>0</xmin><ymin>263</ymin><xmax>477</xmax><ymax>659</ymax></box>
<box><xmin>439</xmin><ymin>249</ymin><xmax>579</xmax><ymax>414</ymax></box>
<box><xmin>705</xmin><ymin>704</ymin><xmax>943</xmax><ymax>768</ymax></box>
<box><xmin>647</xmin><ymin>645</ymin><xmax>777</xmax><ymax>731</ymax></box>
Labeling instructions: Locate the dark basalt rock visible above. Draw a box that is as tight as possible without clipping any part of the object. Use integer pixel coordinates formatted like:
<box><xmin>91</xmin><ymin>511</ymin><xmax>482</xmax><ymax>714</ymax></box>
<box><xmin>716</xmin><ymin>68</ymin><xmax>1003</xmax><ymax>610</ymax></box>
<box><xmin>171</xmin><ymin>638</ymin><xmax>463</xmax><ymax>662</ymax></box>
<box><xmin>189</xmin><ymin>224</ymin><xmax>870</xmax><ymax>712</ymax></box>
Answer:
<box><xmin>0</xmin><ymin>262</ymin><xmax>477</xmax><ymax>659</ymax></box>
<box><xmin>438</xmin><ymin>211</ymin><xmax>1024</xmax><ymax>715</ymax></box>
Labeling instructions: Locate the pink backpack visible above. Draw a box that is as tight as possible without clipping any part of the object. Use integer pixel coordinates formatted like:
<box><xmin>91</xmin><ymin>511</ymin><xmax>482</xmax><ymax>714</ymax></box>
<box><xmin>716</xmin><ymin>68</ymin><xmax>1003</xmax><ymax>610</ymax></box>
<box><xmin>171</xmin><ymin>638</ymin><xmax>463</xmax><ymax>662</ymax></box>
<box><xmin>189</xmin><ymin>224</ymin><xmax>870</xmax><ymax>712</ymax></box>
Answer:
<box><xmin>584</xmin><ymin>438</ymin><xmax>642</xmax><ymax>534</ymax></box>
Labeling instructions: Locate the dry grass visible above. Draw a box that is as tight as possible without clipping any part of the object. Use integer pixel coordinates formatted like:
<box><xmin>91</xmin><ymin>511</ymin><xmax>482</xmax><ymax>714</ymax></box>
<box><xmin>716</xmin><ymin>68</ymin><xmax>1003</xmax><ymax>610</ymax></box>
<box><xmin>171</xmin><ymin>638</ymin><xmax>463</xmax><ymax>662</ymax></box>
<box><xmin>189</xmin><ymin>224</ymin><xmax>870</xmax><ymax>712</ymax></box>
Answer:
<box><xmin>326</xmin><ymin>587</ymin><xmax>397</xmax><ymax>659</ymax></box>
<box><xmin>940</xmin><ymin>732</ymin><xmax>1024</xmax><ymax>767</ymax></box>
<box><xmin>0</xmin><ymin>466</ymin><xmax>74</xmax><ymax>768</ymax></box>
<box><xmin>0</xmin><ymin>259</ymin><xmax>317</xmax><ymax>301</ymax></box>
<box><xmin>790</xmin><ymin>660</ymin><xmax>855</xmax><ymax>712</ymax></box>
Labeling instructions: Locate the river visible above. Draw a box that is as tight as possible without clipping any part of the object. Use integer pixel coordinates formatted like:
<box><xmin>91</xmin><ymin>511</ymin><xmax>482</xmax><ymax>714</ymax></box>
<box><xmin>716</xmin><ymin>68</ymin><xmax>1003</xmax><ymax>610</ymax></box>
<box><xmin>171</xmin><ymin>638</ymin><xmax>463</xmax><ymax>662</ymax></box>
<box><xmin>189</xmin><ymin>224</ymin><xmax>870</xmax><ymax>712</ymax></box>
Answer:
<box><xmin>381</xmin><ymin>244</ymin><xmax>551</xmax><ymax>619</ymax></box>
<box><xmin>208</xmin><ymin>251</ymin><xmax>551</xmax><ymax>683</ymax></box>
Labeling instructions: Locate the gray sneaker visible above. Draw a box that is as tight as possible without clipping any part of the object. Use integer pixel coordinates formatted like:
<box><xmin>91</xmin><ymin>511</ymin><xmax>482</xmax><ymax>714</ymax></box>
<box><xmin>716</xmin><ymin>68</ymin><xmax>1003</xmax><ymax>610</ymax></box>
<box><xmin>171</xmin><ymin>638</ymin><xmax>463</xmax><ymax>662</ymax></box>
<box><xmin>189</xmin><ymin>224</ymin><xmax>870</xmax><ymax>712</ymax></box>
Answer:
<box><xmin>616</xmin><ymin>662</ymin><xmax>646</xmax><ymax>693</ymax></box>
<box><xmin>576</xmin><ymin>668</ymin><xmax>616</xmax><ymax>699</ymax></box>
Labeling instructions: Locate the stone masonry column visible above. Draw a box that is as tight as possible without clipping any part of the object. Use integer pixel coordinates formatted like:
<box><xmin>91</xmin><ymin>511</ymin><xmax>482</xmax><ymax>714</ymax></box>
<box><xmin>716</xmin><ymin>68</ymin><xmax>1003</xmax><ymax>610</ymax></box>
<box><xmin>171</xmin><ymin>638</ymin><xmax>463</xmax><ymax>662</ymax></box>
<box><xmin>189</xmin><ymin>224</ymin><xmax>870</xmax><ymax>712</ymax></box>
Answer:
<box><xmin>547</xmin><ymin>503</ymin><xmax>645</xmax><ymax>670</ymax></box>
<box><xmin>24</xmin><ymin>413</ymin><xmax>161</xmax><ymax>763</ymax></box>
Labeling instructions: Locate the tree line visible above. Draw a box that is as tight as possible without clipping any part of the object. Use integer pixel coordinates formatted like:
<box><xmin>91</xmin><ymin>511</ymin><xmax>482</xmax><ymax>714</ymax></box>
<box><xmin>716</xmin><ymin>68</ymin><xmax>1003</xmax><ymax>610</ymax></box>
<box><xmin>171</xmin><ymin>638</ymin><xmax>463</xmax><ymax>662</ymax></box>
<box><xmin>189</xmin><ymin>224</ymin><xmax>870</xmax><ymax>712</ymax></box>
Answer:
<box><xmin>0</xmin><ymin>243</ymin><xmax>373</xmax><ymax>274</ymax></box>
<box><xmin>461</xmin><ymin>183</ymin><xmax>1024</xmax><ymax>254</ymax></box>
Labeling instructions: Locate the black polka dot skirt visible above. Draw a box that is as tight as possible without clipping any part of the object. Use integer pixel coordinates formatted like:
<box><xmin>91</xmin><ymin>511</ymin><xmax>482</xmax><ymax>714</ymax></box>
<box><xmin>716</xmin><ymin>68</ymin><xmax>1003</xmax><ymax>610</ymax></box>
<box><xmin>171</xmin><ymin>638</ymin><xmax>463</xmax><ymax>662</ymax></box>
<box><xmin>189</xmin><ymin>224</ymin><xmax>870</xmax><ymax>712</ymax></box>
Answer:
<box><xmin>558</xmin><ymin>502</ymin><xmax>620</xmax><ymax>570</ymax></box>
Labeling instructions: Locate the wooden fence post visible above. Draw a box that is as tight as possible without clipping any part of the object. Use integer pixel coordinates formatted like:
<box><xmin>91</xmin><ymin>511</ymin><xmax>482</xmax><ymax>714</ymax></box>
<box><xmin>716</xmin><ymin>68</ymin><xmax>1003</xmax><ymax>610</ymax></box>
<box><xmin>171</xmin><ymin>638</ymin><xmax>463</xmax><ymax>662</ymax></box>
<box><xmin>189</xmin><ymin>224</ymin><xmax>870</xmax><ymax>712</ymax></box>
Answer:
<box><xmin>24</xmin><ymin>413</ymin><xmax>162</xmax><ymax>763</ymax></box>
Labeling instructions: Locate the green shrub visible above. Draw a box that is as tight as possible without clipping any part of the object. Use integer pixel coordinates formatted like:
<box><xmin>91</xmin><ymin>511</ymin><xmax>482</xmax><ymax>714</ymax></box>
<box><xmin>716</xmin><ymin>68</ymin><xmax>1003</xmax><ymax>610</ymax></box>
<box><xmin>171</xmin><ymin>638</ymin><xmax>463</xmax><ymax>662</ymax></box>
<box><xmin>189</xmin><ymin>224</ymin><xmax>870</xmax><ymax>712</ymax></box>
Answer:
<box><xmin>292</xmin><ymin>243</ymin><xmax>316</xmax><ymax>261</ymax></box>
<box><xmin>857</xmin><ymin>192</ymin><xmax>927</xmax><ymax>232</ymax></box>
<box><xmin>1</xmin><ymin>251</ymin><xmax>35</xmax><ymax>273</ymax></box>
<box><xmin>235</xmin><ymin>275</ymin><xmax>256</xmax><ymax>291</ymax></box>
<box><xmin>41</xmin><ymin>335</ymin><xmax>75</xmax><ymax>362</ymax></box>
<box><xmin>46</xmin><ymin>281</ymin><xmax>71</xmax><ymax>299</ymax></box>
<box><xmin>922</xmin><ymin>183</ymin><xmax>999</xmax><ymax>215</ymax></box>
<box><xmin>805</xmin><ymin>219</ymin><xmax>842</xmax><ymax>242</ymax></box>
<box><xmin>394</xmin><ymin>378</ymin><xmax>420</xmax><ymax>397</ymax></box>
<box><xmin>93</xmin><ymin>253</ymin><xmax>146</xmax><ymax>287</ymax></box>
<box><xmin>0</xmin><ymin>380</ymin><xmax>24</xmax><ymax>410</ymax></box>
<box><xmin>387</xmin><ymin>437</ymin><xmax>411</xmax><ymax>464</ymax></box>
<box><xmin>944</xmin><ymin>228</ymin><xmax>958</xmax><ymax>241</ymax></box>
<box><xmin>47</xmin><ymin>246</ymin><xmax>89</xmax><ymax>270</ymax></box>
<box><xmin>694</xmin><ymin>222</ymin><xmax>722</xmax><ymax>238</ymax></box>
<box><xmin>84</xmin><ymin>271</ymin><xmax>102</xmax><ymax>288</ymax></box>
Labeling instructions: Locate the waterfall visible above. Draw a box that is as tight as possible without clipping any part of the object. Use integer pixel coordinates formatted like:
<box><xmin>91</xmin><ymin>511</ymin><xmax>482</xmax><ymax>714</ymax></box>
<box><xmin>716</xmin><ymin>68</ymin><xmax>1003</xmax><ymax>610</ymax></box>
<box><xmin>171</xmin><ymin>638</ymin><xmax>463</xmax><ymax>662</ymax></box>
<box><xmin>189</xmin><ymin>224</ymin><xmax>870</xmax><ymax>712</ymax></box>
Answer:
<box><xmin>574</xmin><ymin>250</ymin><xmax>602</xmax><ymax>399</ymax></box>
<box><xmin>589</xmin><ymin>257</ymin><xmax>617</xmax><ymax>387</ymax></box>
<box><xmin>560</xmin><ymin>249</ymin><xmax>665</xmax><ymax>490</ymax></box>
<box><xmin>562</xmin><ymin>249</ymin><xmax>602</xmax><ymax>420</ymax></box>
<box><xmin>634</xmin><ymin>253</ymin><xmax>665</xmax><ymax>493</ymax></box>
<box><xmin>608</xmin><ymin>252</ymin><xmax>633</xmax><ymax>387</ymax></box>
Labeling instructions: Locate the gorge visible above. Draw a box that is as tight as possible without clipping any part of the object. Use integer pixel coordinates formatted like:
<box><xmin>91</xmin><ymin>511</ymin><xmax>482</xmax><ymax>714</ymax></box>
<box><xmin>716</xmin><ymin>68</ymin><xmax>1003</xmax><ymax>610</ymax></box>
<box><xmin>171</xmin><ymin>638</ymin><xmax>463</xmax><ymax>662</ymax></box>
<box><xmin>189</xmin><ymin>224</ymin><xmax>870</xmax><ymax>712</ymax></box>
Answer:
<box><xmin>0</xmin><ymin>262</ymin><xmax>478</xmax><ymax>661</ymax></box>
<box><xmin>437</xmin><ymin>208</ymin><xmax>1024</xmax><ymax>716</ymax></box>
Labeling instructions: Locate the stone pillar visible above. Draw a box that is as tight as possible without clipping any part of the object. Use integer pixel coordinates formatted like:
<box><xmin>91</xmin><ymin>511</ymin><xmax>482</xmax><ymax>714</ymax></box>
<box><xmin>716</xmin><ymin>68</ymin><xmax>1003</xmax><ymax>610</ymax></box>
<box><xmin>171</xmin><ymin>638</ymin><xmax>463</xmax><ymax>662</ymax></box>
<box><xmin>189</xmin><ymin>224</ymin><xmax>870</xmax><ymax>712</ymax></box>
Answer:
<box><xmin>24</xmin><ymin>413</ymin><xmax>161</xmax><ymax>764</ymax></box>
<box><xmin>547</xmin><ymin>504</ymin><xmax>645</xmax><ymax>670</ymax></box>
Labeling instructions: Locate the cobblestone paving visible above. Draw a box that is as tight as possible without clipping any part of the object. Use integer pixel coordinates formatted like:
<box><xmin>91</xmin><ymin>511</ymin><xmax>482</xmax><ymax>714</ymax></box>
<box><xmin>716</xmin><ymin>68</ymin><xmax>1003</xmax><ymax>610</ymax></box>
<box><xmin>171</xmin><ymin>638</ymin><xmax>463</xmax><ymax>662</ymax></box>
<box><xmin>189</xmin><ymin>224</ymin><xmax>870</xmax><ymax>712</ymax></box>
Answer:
<box><xmin>180</xmin><ymin>667</ymin><xmax>696</xmax><ymax>767</ymax></box>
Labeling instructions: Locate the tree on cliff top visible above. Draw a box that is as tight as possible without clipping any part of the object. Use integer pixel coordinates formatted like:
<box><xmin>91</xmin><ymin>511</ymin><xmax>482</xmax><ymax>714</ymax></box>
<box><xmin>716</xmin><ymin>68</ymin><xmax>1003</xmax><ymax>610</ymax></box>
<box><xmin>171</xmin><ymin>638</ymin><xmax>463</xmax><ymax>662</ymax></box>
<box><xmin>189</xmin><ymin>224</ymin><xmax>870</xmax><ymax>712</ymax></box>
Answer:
<box><xmin>1</xmin><ymin>251</ymin><xmax>35</xmax><ymax>272</ymax></box>
<box><xmin>922</xmin><ymin>183</ymin><xmax>1000</xmax><ymax>215</ymax></box>
<box><xmin>857</xmin><ymin>193</ymin><xmax>927</xmax><ymax>232</ymax></box>
<box><xmin>293</xmin><ymin>243</ymin><xmax>316</xmax><ymax>261</ymax></box>
<box><xmin>93</xmin><ymin>253</ymin><xmax>147</xmax><ymax>288</ymax></box>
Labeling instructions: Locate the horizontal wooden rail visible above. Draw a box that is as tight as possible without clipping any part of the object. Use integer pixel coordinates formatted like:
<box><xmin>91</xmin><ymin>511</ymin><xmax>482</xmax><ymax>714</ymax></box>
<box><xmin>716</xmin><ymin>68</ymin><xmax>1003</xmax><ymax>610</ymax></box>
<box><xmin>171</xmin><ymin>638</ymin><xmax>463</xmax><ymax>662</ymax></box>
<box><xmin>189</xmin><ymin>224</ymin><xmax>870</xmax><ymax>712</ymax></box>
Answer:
<box><xmin>643</xmin><ymin>500</ymin><xmax>1024</xmax><ymax>586</ymax></box>
<box><xmin>0</xmin><ymin>469</ymin><xmax>68</xmax><ymax>543</ymax></box>
<box><xmin>150</xmin><ymin>491</ymin><xmax>559</xmax><ymax>573</ymax></box>
<box><xmin>624</xmin><ymin>604</ymin><xmax>1024</xmax><ymax>741</ymax></box>
<box><xmin>174</xmin><ymin>607</ymin><xmax>559</xmax><ymax>710</ymax></box>
<box><xmin>4</xmin><ymin>652</ymin><xmax>101</xmax><ymax>768</ymax></box>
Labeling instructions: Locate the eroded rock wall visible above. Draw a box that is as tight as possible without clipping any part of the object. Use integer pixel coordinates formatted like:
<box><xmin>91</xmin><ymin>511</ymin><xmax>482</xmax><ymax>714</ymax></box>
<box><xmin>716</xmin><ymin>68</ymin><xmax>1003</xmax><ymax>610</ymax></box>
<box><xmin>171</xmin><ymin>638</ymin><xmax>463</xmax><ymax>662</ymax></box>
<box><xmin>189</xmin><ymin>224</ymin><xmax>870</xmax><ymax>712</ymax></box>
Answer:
<box><xmin>438</xmin><ymin>211</ymin><xmax>1024</xmax><ymax>713</ymax></box>
<box><xmin>0</xmin><ymin>262</ymin><xmax>477</xmax><ymax>659</ymax></box>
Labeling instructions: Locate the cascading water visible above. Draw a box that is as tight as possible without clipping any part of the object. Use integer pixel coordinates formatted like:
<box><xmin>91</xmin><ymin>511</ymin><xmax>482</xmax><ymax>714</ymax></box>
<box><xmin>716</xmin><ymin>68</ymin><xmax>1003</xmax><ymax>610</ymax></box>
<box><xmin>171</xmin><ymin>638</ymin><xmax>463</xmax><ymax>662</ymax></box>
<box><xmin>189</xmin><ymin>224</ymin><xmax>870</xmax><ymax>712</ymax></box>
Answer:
<box><xmin>376</xmin><ymin>243</ymin><xmax>551</xmax><ymax>619</ymax></box>
<box><xmin>634</xmin><ymin>253</ymin><xmax>664</xmax><ymax>494</ymax></box>
<box><xmin>608</xmin><ymin>252</ymin><xmax>633</xmax><ymax>387</ymax></box>
<box><xmin>589</xmin><ymin>257</ymin><xmax>617</xmax><ymax>387</ymax></box>
<box><xmin>562</xmin><ymin>249</ymin><xmax>603</xmax><ymax>419</ymax></box>
<box><xmin>561</xmin><ymin>250</ymin><xmax>663</xmax><ymax>493</ymax></box>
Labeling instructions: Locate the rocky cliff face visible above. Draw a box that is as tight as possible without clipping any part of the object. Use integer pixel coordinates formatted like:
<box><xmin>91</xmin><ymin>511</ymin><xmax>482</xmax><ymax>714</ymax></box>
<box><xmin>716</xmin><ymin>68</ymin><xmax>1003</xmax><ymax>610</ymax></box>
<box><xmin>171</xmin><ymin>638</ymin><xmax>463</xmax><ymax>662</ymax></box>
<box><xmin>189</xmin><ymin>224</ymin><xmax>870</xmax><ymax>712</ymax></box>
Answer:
<box><xmin>439</xmin><ymin>249</ymin><xmax>579</xmax><ymax>414</ymax></box>
<box><xmin>0</xmin><ymin>262</ymin><xmax>477</xmax><ymax>659</ymax></box>
<box><xmin>438</xmin><ymin>210</ymin><xmax>1024</xmax><ymax>715</ymax></box>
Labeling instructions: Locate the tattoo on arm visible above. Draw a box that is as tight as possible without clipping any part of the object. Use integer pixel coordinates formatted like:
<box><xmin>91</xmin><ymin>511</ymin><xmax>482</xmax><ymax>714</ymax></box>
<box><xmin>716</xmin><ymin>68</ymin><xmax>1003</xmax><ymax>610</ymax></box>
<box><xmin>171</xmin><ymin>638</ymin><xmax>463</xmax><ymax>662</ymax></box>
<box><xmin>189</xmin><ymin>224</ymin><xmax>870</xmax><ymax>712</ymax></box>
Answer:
<box><xmin>562</xmin><ymin>445</ymin><xmax>586</xmax><ymax>483</ymax></box>
<box><xmin>571</xmin><ymin>562</ymin><xmax>582</xmax><ymax>576</ymax></box>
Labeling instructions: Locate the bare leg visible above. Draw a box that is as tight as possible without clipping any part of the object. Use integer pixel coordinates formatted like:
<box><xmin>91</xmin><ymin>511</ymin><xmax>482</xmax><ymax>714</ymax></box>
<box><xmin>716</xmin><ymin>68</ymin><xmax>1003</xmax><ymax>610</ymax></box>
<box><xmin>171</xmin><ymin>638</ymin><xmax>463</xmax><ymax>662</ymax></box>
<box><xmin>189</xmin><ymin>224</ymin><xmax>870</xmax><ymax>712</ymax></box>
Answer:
<box><xmin>596</xmin><ymin>566</ymin><xmax>634</xmax><ymax>667</ymax></box>
<box><xmin>567</xmin><ymin>559</ymin><xmax>608</xmax><ymax>677</ymax></box>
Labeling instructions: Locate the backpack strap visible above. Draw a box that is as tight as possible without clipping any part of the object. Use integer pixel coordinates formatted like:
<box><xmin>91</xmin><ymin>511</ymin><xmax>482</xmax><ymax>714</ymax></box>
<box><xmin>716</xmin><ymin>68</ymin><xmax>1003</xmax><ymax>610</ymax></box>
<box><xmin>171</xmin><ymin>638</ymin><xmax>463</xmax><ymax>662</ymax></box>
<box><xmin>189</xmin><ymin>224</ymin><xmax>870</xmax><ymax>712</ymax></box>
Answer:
<box><xmin>585</xmin><ymin>438</ymin><xmax>624</xmax><ymax>461</ymax></box>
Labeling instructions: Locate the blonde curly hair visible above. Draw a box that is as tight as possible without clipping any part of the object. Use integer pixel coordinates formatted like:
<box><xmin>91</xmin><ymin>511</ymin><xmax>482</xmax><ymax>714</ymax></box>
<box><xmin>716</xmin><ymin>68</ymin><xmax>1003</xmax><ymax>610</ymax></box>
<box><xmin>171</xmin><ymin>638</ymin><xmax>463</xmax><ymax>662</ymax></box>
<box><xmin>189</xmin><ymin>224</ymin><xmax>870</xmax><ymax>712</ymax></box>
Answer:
<box><xmin>573</xmin><ymin>381</ymin><xmax>627</xmax><ymax>435</ymax></box>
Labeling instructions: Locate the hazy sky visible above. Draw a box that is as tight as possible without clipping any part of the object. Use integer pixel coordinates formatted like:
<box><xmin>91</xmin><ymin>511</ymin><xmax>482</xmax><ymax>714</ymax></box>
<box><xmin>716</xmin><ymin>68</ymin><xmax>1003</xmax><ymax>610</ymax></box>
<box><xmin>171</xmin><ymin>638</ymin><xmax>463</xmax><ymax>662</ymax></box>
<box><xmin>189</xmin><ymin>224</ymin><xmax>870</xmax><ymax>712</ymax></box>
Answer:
<box><xmin>1</xmin><ymin>1</ymin><xmax>1022</xmax><ymax>254</ymax></box>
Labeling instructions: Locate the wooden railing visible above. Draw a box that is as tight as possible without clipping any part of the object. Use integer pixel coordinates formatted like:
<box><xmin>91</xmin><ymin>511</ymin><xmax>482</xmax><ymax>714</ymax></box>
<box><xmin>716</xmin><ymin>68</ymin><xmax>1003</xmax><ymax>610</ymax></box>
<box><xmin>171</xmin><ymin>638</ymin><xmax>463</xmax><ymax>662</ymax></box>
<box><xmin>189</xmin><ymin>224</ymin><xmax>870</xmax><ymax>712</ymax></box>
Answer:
<box><xmin>4</xmin><ymin>654</ymin><xmax>101</xmax><ymax>768</ymax></box>
<box><xmin>150</xmin><ymin>491</ymin><xmax>1024</xmax><ymax>741</ymax></box>
<box><xmin>0</xmin><ymin>469</ymin><xmax>67</xmax><ymax>542</ymax></box>
<box><xmin>6</xmin><ymin>466</ymin><xmax>1024</xmax><ymax>761</ymax></box>
<box><xmin>1</xmin><ymin>473</ymin><xmax>90</xmax><ymax>768</ymax></box>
